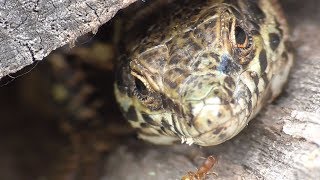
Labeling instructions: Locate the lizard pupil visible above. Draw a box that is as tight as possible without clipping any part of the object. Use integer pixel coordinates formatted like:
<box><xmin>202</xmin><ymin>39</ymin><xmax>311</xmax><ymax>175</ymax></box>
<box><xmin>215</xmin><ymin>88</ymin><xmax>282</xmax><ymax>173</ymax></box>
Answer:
<box><xmin>235</xmin><ymin>26</ymin><xmax>247</xmax><ymax>47</ymax></box>
<box><xmin>135</xmin><ymin>78</ymin><xmax>148</xmax><ymax>95</ymax></box>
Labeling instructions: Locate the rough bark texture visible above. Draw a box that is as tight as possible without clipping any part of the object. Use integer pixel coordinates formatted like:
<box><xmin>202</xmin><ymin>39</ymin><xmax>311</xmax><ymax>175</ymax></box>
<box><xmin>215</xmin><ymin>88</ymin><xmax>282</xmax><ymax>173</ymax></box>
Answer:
<box><xmin>0</xmin><ymin>0</ymin><xmax>319</xmax><ymax>180</ymax></box>
<box><xmin>0</xmin><ymin>0</ymin><xmax>135</xmax><ymax>78</ymax></box>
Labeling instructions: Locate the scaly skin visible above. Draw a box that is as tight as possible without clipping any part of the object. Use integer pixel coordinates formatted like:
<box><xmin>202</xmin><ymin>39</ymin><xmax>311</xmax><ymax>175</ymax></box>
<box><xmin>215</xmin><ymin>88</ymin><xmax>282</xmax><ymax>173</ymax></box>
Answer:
<box><xmin>115</xmin><ymin>0</ymin><xmax>294</xmax><ymax>146</ymax></box>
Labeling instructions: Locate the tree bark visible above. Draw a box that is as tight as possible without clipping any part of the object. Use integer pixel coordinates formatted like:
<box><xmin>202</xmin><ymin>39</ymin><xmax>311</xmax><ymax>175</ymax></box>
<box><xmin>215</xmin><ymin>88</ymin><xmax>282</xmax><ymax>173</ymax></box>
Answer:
<box><xmin>0</xmin><ymin>0</ymin><xmax>319</xmax><ymax>180</ymax></box>
<box><xmin>0</xmin><ymin>0</ymin><xmax>135</xmax><ymax>78</ymax></box>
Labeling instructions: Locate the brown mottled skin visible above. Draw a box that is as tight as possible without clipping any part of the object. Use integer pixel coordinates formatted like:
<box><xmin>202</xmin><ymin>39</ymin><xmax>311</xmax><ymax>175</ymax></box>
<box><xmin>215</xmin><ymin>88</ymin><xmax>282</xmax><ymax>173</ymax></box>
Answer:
<box><xmin>115</xmin><ymin>0</ymin><xmax>293</xmax><ymax>146</ymax></box>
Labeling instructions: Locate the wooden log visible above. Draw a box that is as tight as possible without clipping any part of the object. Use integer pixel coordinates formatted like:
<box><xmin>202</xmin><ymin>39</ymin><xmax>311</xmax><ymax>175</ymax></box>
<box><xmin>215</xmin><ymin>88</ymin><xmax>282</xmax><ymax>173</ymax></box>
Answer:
<box><xmin>0</xmin><ymin>0</ymin><xmax>136</xmax><ymax>78</ymax></box>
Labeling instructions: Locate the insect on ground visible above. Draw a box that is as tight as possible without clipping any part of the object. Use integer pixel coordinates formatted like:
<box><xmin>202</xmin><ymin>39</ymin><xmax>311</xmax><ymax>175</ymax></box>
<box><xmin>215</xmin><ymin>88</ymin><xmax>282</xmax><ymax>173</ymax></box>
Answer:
<box><xmin>181</xmin><ymin>155</ymin><xmax>217</xmax><ymax>180</ymax></box>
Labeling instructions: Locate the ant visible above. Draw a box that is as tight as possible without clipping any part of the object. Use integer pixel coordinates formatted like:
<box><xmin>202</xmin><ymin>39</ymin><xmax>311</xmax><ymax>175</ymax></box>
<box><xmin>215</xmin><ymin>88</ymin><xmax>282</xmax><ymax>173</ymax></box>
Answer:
<box><xmin>181</xmin><ymin>155</ymin><xmax>217</xmax><ymax>180</ymax></box>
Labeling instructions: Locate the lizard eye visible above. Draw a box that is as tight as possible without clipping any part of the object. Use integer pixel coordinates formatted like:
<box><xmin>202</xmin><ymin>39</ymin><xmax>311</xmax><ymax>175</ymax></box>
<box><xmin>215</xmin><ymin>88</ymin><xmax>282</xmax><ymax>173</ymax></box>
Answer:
<box><xmin>131</xmin><ymin>73</ymin><xmax>162</xmax><ymax>110</ymax></box>
<box><xmin>233</xmin><ymin>26</ymin><xmax>254</xmax><ymax>65</ymax></box>
<box><xmin>134</xmin><ymin>77</ymin><xmax>148</xmax><ymax>96</ymax></box>
<box><xmin>235</xmin><ymin>26</ymin><xmax>249</xmax><ymax>48</ymax></box>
